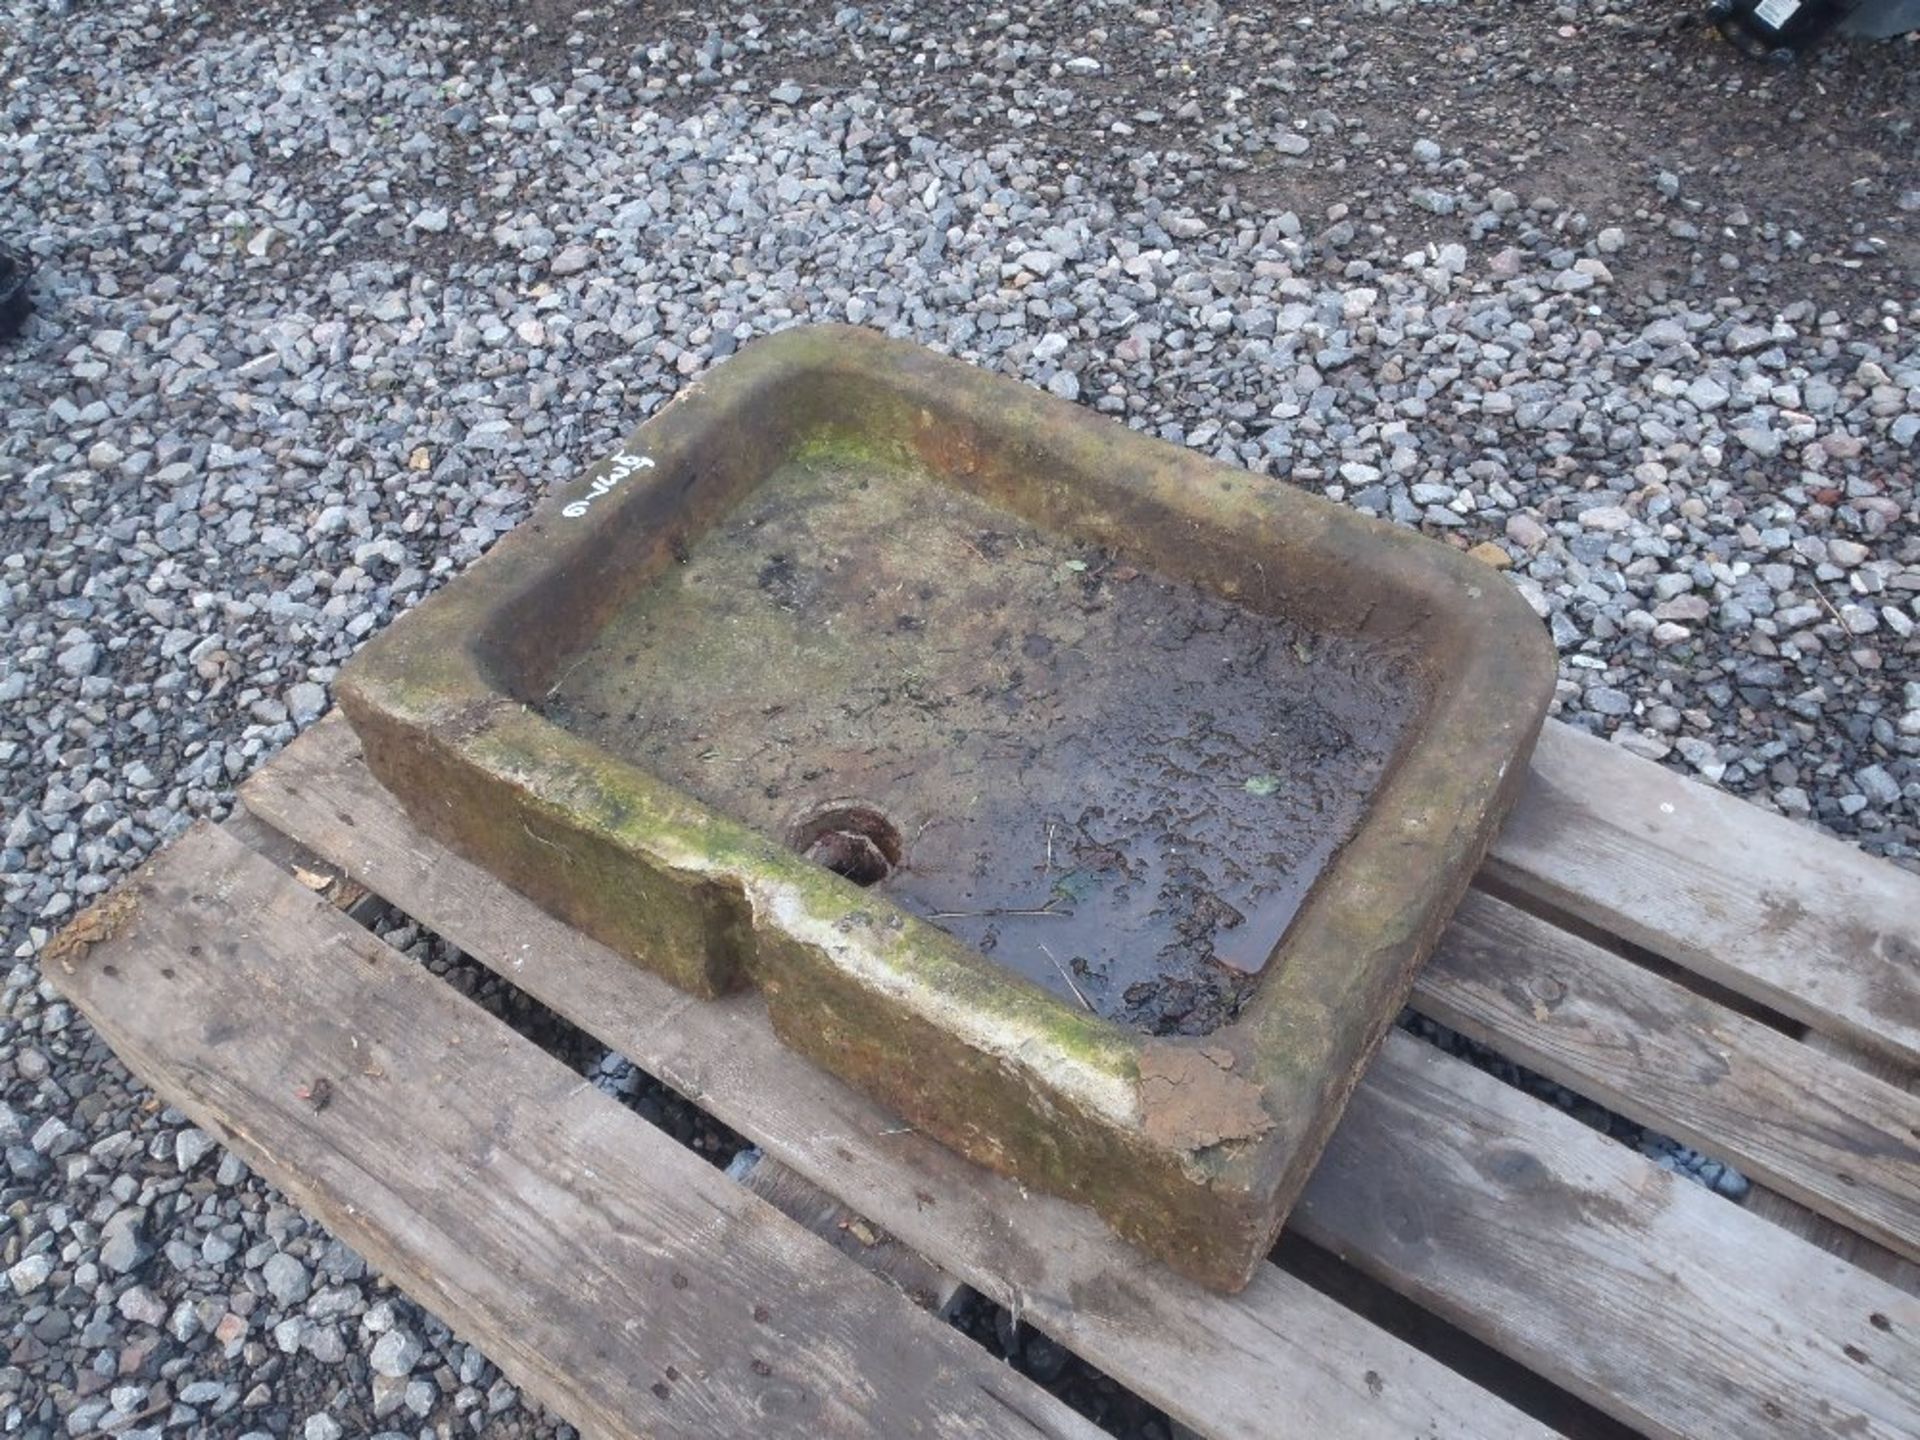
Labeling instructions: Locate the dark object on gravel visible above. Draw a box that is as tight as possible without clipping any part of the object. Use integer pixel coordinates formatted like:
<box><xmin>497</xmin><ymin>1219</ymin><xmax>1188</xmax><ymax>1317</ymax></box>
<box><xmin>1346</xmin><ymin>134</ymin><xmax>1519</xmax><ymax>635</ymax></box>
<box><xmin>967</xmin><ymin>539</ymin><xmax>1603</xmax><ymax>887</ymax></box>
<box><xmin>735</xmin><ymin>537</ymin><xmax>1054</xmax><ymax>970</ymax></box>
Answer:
<box><xmin>0</xmin><ymin>243</ymin><xmax>31</xmax><ymax>339</ymax></box>
<box><xmin>1709</xmin><ymin>0</ymin><xmax>1852</xmax><ymax>57</ymax></box>
<box><xmin>1709</xmin><ymin>0</ymin><xmax>1918</xmax><ymax>56</ymax></box>
<box><xmin>1843</xmin><ymin>0</ymin><xmax>1920</xmax><ymax>35</ymax></box>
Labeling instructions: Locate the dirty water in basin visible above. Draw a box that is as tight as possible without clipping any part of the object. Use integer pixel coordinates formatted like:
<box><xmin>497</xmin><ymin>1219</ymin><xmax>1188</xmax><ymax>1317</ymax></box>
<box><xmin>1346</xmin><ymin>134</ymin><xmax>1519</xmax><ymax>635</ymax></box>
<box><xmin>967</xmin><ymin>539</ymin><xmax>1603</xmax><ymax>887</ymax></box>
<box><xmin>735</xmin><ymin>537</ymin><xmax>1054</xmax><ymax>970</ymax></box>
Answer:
<box><xmin>540</xmin><ymin>453</ymin><xmax>1421</xmax><ymax>1035</ymax></box>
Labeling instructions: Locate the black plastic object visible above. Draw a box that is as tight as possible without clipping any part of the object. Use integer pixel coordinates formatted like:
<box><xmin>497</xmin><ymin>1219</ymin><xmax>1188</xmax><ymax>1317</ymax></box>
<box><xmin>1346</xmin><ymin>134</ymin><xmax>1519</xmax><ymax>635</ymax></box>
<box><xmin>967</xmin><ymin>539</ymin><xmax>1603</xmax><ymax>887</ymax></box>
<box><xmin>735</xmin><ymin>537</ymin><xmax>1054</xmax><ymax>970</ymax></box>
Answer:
<box><xmin>1708</xmin><ymin>0</ymin><xmax>1854</xmax><ymax>55</ymax></box>
<box><xmin>1843</xmin><ymin>0</ymin><xmax>1920</xmax><ymax>37</ymax></box>
<box><xmin>0</xmin><ymin>244</ymin><xmax>30</xmax><ymax>340</ymax></box>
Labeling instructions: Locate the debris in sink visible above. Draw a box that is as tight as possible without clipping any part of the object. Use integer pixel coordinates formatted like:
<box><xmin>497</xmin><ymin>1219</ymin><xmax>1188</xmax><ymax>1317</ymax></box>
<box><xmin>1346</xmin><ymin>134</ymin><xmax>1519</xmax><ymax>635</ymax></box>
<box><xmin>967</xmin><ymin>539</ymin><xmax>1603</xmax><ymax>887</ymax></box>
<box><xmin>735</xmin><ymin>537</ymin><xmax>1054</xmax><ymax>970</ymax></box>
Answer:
<box><xmin>540</xmin><ymin>450</ymin><xmax>1422</xmax><ymax>1035</ymax></box>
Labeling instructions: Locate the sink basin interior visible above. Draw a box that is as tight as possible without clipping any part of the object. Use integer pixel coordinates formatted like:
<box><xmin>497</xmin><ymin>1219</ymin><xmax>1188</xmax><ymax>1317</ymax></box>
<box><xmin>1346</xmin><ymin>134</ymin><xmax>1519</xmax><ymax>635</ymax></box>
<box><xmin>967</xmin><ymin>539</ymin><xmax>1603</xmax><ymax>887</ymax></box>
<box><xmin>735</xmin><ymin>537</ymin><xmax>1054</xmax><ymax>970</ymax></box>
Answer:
<box><xmin>531</xmin><ymin>446</ymin><xmax>1424</xmax><ymax>1035</ymax></box>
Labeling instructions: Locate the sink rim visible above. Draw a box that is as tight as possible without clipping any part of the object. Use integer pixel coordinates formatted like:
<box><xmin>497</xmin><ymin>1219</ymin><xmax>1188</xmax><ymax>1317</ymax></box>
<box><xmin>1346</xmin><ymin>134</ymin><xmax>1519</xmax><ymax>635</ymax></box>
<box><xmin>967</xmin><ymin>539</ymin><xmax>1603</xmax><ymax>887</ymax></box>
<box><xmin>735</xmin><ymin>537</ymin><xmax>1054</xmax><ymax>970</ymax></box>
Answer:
<box><xmin>337</xmin><ymin>323</ymin><xmax>1556</xmax><ymax>1289</ymax></box>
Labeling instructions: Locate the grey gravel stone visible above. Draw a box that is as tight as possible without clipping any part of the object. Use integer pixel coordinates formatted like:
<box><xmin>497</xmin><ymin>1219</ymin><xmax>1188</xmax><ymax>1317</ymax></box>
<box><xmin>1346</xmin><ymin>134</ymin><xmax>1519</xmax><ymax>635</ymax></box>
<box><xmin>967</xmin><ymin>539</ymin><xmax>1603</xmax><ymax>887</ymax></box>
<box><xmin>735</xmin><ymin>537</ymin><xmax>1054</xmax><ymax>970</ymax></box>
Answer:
<box><xmin>7</xmin><ymin>1253</ymin><xmax>54</xmax><ymax>1294</ymax></box>
<box><xmin>368</xmin><ymin>1328</ymin><xmax>423</xmax><ymax>1378</ymax></box>
<box><xmin>1587</xmin><ymin>687</ymin><xmax>1634</xmax><ymax>717</ymax></box>
<box><xmin>98</xmin><ymin>1210</ymin><xmax>151</xmax><ymax>1275</ymax></box>
<box><xmin>116</xmin><ymin>1286</ymin><xmax>166</xmax><ymax>1327</ymax></box>
<box><xmin>174</xmin><ymin>1127</ymin><xmax>214</xmax><ymax>1171</ymax></box>
<box><xmin>286</xmin><ymin>682</ymin><xmax>329</xmax><ymax>726</ymax></box>
<box><xmin>1654</xmin><ymin>595</ymin><xmax>1712</xmax><ymax>623</ymax></box>
<box><xmin>55</xmin><ymin>640</ymin><xmax>99</xmax><ymax>678</ymax></box>
<box><xmin>1580</xmin><ymin>506</ymin><xmax>1633</xmax><ymax>533</ymax></box>
<box><xmin>1857</xmin><ymin>765</ymin><xmax>1903</xmax><ymax>807</ymax></box>
<box><xmin>263</xmin><ymin>1252</ymin><xmax>313</xmax><ymax>1307</ymax></box>
<box><xmin>1686</xmin><ymin>375</ymin><xmax>1731</xmax><ymax>411</ymax></box>
<box><xmin>2</xmin><ymin>4</ymin><xmax>1914</xmax><ymax>1436</ymax></box>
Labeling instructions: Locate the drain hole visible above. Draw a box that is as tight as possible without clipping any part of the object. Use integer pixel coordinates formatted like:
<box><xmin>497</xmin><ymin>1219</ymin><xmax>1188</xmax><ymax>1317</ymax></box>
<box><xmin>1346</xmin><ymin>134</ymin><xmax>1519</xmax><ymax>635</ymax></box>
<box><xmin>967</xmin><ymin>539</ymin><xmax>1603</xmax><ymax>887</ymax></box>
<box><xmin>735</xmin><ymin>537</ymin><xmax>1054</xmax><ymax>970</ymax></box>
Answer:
<box><xmin>789</xmin><ymin>801</ymin><xmax>902</xmax><ymax>888</ymax></box>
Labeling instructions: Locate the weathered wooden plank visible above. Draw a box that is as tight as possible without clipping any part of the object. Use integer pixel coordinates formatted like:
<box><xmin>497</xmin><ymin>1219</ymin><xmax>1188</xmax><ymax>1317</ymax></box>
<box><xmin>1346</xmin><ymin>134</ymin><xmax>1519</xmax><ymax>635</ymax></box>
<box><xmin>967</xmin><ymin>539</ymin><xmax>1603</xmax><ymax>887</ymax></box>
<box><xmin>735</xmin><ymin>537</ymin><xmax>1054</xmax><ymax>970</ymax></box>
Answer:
<box><xmin>48</xmin><ymin>824</ymin><xmax>1103</xmax><ymax>1440</ymax></box>
<box><xmin>1491</xmin><ymin>721</ymin><xmax>1920</xmax><ymax>1068</ymax></box>
<box><xmin>1296</xmin><ymin>1031</ymin><xmax>1920</xmax><ymax>1440</ymax></box>
<box><xmin>242</xmin><ymin>716</ymin><xmax>1557</xmax><ymax>1440</ymax></box>
<box><xmin>1415</xmin><ymin>889</ymin><xmax>1920</xmax><ymax>1264</ymax></box>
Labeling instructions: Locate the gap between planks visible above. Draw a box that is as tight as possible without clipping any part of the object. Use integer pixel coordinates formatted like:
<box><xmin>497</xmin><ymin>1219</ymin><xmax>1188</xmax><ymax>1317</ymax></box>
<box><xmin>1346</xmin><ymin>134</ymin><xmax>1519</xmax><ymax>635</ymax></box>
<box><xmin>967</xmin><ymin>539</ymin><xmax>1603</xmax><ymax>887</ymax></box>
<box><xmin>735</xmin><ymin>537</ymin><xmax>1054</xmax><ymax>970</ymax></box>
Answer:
<box><xmin>51</xmin><ymin>823</ymin><xmax>1103</xmax><ymax>1440</ymax></box>
<box><xmin>726</xmin><ymin>1148</ymin><xmax>968</xmax><ymax>1318</ymax></box>
<box><xmin>242</xmin><ymin>716</ymin><xmax>1920</xmax><ymax>1440</ymax></box>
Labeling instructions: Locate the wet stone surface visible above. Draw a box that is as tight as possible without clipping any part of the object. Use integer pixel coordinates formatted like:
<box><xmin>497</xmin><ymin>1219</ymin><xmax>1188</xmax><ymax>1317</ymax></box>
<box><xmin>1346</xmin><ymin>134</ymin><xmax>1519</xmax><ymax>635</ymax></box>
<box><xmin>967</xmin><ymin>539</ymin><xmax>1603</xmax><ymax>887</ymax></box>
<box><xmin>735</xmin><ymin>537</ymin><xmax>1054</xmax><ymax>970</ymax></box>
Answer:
<box><xmin>543</xmin><ymin>452</ymin><xmax>1419</xmax><ymax>1034</ymax></box>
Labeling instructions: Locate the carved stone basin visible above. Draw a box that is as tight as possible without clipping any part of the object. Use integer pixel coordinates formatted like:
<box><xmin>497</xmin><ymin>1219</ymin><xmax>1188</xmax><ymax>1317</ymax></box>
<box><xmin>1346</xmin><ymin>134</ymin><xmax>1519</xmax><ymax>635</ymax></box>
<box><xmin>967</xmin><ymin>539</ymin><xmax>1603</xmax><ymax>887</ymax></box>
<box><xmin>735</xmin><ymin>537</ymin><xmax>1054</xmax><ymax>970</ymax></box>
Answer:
<box><xmin>337</xmin><ymin>325</ymin><xmax>1555</xmax><ymax>1291</ymax></box>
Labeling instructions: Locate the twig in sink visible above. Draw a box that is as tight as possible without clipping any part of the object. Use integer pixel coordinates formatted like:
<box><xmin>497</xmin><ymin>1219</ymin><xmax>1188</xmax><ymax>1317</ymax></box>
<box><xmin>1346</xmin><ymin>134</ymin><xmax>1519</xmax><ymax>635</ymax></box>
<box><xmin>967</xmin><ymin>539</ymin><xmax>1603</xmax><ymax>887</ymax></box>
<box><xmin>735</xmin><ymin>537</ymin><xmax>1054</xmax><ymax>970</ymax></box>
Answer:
<box><xmin>1039</xmin><ymin>943</ymin><xmax>1094</xmax><ymax>1012</ymax></box>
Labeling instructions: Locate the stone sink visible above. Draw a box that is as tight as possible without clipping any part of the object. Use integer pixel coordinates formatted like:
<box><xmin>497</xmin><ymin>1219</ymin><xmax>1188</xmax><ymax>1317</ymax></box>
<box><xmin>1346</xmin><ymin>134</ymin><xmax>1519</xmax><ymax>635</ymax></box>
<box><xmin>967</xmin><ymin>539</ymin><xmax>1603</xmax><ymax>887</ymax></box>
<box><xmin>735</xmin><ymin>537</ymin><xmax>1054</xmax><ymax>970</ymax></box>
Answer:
<box><xmin>337</xmin><ymin>325</ymin><xmax>1555</xmax><ymax>1291</ymax></box>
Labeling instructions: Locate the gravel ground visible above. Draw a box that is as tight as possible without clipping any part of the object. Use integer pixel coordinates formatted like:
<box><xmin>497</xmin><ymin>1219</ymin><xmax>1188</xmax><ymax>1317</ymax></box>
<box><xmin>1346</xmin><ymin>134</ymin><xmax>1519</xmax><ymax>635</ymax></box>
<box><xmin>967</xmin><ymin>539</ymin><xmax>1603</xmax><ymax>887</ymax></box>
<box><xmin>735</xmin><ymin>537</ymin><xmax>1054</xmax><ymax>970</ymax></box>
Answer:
<box><xmin>2</xmin><ymin>0</ymin><xmax>1917</xmax><ymax>1435</ymax></box>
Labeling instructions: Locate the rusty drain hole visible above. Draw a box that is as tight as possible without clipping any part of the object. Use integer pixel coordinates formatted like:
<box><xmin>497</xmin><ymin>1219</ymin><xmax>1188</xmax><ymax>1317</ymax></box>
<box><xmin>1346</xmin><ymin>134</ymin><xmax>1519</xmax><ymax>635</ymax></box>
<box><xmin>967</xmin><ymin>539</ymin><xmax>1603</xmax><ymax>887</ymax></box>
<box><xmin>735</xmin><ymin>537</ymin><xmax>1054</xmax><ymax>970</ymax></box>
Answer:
<box><xmin>789</xmin><ymin>801</ymin><xmax>902</xmax><ymax>888</ymax></box>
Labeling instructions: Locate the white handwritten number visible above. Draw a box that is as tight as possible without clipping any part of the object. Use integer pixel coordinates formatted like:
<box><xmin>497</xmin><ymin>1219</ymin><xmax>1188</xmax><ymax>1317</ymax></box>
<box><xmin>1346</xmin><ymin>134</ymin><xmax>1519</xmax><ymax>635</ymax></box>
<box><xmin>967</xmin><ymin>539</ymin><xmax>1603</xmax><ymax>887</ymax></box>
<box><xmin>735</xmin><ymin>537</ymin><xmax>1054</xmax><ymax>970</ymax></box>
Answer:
<box><xmin>562</xmin><ymin>450</ymin><xmax>656</xmax><ymax>518</ymax></box>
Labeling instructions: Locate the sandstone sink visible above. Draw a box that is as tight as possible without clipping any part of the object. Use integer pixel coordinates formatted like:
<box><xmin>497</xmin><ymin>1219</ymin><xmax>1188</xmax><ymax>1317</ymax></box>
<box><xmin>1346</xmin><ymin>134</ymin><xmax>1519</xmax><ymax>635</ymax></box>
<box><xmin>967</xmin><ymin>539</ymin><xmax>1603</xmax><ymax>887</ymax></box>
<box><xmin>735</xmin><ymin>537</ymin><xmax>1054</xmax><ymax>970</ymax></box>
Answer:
<box><xmin>337</xmin><ymin>325</ymin><xmax>1555</xmax><ymax>1291</ymax></box>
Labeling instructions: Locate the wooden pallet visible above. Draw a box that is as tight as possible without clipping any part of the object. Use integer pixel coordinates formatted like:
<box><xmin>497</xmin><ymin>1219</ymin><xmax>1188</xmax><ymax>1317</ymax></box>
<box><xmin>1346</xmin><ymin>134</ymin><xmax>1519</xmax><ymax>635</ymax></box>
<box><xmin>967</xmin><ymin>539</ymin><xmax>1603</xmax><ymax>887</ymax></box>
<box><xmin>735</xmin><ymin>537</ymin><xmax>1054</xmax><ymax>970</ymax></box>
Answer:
<box><xmin>46</xmin><ymin>714</ymin><xmax>1920</xmax><ymax>1440</ymax></box>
